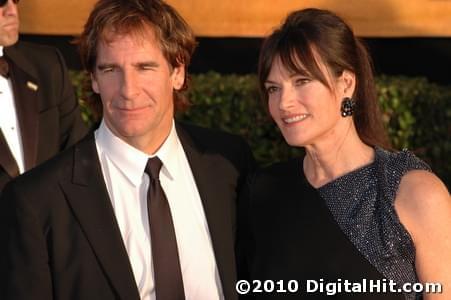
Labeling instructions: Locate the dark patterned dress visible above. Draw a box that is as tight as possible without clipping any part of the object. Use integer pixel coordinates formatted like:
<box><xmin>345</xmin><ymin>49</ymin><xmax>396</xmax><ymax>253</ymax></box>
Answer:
<box><xmin>241</xmin><ymin>148</ymin><xmax>430</xmax><ymax>299</ymax></box>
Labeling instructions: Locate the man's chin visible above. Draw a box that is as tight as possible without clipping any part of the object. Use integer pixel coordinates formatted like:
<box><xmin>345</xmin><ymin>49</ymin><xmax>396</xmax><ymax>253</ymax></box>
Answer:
<box><xmin>0</xmin><ymin>35</ymin><xmax>19</xmax><ymax>47</ymax></box>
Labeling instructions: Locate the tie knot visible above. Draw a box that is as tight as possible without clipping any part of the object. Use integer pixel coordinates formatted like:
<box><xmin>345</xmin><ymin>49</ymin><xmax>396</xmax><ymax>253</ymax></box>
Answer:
<box><xmin>0</xmin><ymin>56</ymin><xmax>9</xmax><ymax>78</ymax></box>
<box><xmin>145</xmin><ymin>157</ymin><xmax>162</xmax><ymax>179</ymax></box>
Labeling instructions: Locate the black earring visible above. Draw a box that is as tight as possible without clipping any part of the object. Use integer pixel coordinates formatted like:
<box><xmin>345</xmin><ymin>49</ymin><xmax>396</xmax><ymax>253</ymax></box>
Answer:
<box><xmin>341</xmin><ymin>97</ymin><xmax>355</xmax><ymax>117</ymax></box>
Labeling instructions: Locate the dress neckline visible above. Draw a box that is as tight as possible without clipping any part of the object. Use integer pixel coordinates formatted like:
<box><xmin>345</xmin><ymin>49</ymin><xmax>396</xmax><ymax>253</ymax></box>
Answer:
<box><xmin>301</xmin><ymin>147</ymin><xmax>381</xmax><ymax>190</ymax></box>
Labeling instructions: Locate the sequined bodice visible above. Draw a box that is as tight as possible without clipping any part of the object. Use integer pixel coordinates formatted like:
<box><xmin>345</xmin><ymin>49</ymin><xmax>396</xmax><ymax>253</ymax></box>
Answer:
<box><xmin>317</xmin><ymin>147</ymin><xmax>430</xmax><ymax>300</ymax></box>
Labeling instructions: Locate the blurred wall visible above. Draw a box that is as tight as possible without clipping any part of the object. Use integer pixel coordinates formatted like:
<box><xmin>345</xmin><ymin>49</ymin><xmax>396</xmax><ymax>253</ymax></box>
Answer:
<box><xmin>18</xmin><ymin>0</ymin><xmax>451</xmax><ymax>37</ymax></box>
<box><xmin>18</xmin><ymin>1</ymin><xmax>451</xmax><ymax>85</ymax></box>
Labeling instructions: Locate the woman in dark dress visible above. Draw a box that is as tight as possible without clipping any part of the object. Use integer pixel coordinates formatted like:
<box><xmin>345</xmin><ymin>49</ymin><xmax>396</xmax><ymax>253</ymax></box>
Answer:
<box><xmin>238</xmin><ymin>8</ymin><xmax>450</xmax><ymax>300</ymax></box>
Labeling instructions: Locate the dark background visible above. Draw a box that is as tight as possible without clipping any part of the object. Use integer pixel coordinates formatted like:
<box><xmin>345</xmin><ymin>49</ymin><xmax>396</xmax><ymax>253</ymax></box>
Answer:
<box><xmin>21</xmin><ymin>34</ymin><xmax>451</xmax><ymax>86</ymax></box>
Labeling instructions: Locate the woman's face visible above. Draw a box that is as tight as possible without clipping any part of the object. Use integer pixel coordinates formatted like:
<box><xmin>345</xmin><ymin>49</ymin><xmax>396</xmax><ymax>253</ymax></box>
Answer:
<box><xmin>265</xmin><ymin>55</ymin><xmax>353</xmax><ymax>148</ymax></box>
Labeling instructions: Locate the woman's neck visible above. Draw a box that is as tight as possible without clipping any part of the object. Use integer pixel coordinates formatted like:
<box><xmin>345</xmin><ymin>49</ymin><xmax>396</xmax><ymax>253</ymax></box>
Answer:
<box><xmin>303</xmin><ymin>123</ymin><xmax>375</xmax><ymax>188</ymax></box>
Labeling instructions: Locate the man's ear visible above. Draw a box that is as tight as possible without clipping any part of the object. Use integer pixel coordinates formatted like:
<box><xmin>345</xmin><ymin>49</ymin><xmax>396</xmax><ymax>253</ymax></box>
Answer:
<box><xmin>91</xmin><ymin>72</ymin><xmax>100</xmax><ymax>94</ymax></box>
<box><xmin>172</xmin><ymin>64</ymin><xmax>185</xmax><ymax>91</ymax></box>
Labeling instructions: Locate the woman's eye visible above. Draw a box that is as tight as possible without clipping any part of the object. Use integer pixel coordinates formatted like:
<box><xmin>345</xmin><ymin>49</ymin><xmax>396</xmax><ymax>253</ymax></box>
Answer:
<box><xmin>266</xmin><ymin>86</ymin><xmax>279</xmax><ymax>94</ymax></box>
<box><xmin>295</xmin><ymin>77</ymin><xmax>310</xmax><ymax>85</ymax></box>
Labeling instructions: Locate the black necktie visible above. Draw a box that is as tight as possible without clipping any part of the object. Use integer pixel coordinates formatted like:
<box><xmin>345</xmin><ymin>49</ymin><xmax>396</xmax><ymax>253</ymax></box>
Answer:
<box><xmin>145</xmin><ymin>157</ymin><xmax>185</xmax><ymax>300</ymax></box>
<box><xmin>0</xmin><ymin>56</ymin><xmax>9</xmax><ymax>78</ymax></box>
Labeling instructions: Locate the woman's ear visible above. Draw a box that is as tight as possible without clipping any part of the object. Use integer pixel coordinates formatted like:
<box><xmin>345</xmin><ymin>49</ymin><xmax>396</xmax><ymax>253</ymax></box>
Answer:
<box><xmin>341</xmin><ymin>70</ymin><xmax>356</xmax><ymax>97</ymax></box>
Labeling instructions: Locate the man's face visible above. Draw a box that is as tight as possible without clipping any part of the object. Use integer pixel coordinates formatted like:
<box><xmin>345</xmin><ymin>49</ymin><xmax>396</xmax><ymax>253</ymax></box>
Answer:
<box><xmin>0</xmin><ymin>0</ymin><xmax>19</xmax><ymax>47</ymax></box>
<box><xmin>91</xmin><ymin>27</ymin><xmax>185</xmax><ymax>154</ymax></box>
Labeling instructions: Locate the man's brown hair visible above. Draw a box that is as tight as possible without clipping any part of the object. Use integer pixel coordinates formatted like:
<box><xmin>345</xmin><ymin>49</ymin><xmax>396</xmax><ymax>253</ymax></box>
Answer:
<box><xmin>77</xmin><ymin>0</ymin><xmax>197</xmax><ymax>112</ymax></box>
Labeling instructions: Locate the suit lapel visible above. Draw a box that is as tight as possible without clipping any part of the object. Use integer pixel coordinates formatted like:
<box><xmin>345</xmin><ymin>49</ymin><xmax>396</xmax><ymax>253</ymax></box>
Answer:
<box><xmin>0</xmin><ymin>130</ymin><xmax>19</xmax><ymax>178</ymax></box>
<box><xmin>4</xmin><ymin>49</ymin><xmax>39</xmax><ymax>171</ymax></box>
<box><xmin>176</xmin><ymin>124</ymin><xmax>237</xmax><ymax>300</ymax></box>
<box><xmin>59</xmin><ymin>135</ymin><xmax>140</xmax><ymax>300</ymax></box>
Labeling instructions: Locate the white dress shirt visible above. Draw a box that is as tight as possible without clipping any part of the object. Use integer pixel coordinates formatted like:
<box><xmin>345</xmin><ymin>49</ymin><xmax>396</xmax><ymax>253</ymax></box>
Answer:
<box><xmin>0</xmin><ymin>46</ymin><xmax>25</xmax><ymax>174</ymax></box>
<box><xmin>95</xmin><ymin>120</ymin><xmax>224</xmax><ymax>300</ymax></box>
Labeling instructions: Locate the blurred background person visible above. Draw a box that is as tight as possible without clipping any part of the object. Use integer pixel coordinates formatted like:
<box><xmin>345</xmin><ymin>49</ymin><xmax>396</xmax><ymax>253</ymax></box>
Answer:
<box><xmin>239</xmin><ymin>8</ymin><xmax>450</xmax><ymax>300</ymax></box>
<box><xmin>0</xmin><ymin>0</ymin><xmax>87</xmax><ymax>192</ymax></box>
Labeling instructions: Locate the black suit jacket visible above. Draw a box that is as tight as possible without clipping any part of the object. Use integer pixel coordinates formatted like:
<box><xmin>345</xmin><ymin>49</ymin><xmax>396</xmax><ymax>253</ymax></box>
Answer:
<box><xmin>0</xmin><ymin>122</ymin><xmax>255</xmax><ymax>300</ymax></box>
<box><xmin>0</xmin><ymin>41</ymin><xmax>88</xmax><ymax>192</ymax></box>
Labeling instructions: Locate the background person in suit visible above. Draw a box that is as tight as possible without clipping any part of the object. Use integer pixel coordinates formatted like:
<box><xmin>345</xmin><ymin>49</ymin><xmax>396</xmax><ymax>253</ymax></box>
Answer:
<box><xmin>0</xmin><ymin>0</ymin><xmax>87</xmax><ymax>194</ymax></box>
<box><xmin>0</xmin><ymin>0</ymin><xmax>254</xmax><ymax>299</ymax></box>
<box><xmin>0</xmin><ymin>0</ymin><xmax>88</xmax><ymax>192</ymax></box>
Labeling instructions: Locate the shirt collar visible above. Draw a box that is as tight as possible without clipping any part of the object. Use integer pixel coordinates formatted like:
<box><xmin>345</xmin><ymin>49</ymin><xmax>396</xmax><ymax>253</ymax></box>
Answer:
<box><xmin>95</xmin><ymin>119</ymin><xmax>181</xmax><ymax>186</ymax></box>
<box><xmin>0</xmin><ymin>46</ymin><xmax>4</xmax><ymax>57</ymax></box>
<box><xmin>156</xmin><ymin>120</ymin><xmax>180</xmax><ymax>181</ymax></box>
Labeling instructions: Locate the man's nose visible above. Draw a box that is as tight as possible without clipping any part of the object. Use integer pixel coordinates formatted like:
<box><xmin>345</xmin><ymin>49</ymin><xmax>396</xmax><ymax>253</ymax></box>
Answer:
<box><xmin>120</xmin><ymin>70</ymin><xmax>139</xmax><ymax>100</ymax></box>
<box><xmin>3</xmin><ymin>0</ymin><xmax>19</xmax><ymax>17</ymax></box>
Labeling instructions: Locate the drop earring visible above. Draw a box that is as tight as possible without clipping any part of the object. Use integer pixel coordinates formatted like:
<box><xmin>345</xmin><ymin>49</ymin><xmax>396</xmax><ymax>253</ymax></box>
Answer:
<box><xmin>341</xmin><ymin>97</ymin><xmax>355</xmax><ymax>117</ymax></box>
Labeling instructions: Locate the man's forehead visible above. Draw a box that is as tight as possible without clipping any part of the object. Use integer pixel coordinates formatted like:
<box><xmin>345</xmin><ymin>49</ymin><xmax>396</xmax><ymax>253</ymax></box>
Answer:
<box><xmin>99</xmin><ymin>25</ymin><xmax>158</xmax><ymax>48</ymax></box>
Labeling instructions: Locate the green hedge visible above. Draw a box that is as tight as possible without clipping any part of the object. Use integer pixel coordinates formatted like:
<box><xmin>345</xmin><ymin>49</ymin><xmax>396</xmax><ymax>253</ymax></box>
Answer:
<box><xmin>70</xmin><ymin>71</ymin><xmax>451</xmax><ymax>188</ymax></box>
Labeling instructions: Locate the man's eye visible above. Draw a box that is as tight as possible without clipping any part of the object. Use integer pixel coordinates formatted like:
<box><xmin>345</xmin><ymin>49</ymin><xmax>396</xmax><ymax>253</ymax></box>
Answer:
<box><xmin>139</xmin><ymin>64</ymin><xmax>157</xmax><ymax>71</ymax></box>
<box><xmin>101</xmin><ymin>67</ymin><xmax>114</xmax><ymax>73</ymax></box>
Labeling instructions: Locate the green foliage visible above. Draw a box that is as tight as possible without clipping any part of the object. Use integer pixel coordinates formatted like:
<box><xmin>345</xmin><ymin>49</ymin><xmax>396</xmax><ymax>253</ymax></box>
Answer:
<box><xmin>179</xmin><ymin>73</ymin><xmax>303</xmax><ymax>164</ymax></box>
<box><xmin>69</xmin><ymin>70</ymin><xmax>96</xmax><ymax>128</ymax></box>
<box><xmin>70</xmin><ymin>71</ymin><xmax>450</xmax><ymax>188</ymax></box>
<box><xmin>376</xmin><ymin>75</ymin><xmax>451</xmax><ymax>187</ymax></box>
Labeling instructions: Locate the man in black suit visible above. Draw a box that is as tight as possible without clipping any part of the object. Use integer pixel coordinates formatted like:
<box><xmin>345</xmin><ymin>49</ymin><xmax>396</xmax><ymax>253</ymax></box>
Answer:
<box><xmin>0</xmin><ymin>0</ymin><xmax>88</xmax><ymax>192</ymax></box>
<box><xmin>0</xmin><ymin>0</ymin><xmax>254</xmax><ymax>299</ymax></box>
